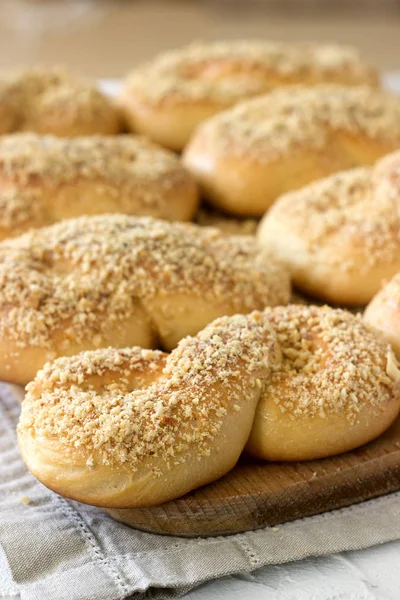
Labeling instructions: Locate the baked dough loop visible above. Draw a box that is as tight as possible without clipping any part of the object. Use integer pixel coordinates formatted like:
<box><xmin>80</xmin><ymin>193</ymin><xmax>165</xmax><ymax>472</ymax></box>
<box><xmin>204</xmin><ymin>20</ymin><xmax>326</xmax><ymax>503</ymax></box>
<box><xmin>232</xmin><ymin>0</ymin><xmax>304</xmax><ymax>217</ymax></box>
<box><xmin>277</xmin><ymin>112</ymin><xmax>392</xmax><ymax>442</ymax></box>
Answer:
<box><xmin>17</xmin><ymin>305</ymin><xmax>399</xmax><ymax>508</ymax></box>
<box><xmin>0</xmin><ymin>214</ymin><xmax>290</xmax><ymax>385</ymax></box>
<box><xmin>0</xmin><ymin>133</ymin><xmax>199</xmax><ymax>239</ymax></box>
<box><xmin>0</xmin><ymin>67</ymin><xmax>120</xmax><ymax>136</ymax></box>
<box><xmin>246</xmin><ymin>305</ymin><xmax>400</xmax><ymax>461</ymax></box>
<box><xmin>257</xmin><ymin>150</ymin><xmax>400</xmax><ymax>305</ymax></box>
<box><xmin>364</xmin><ymin>273</ymin><xmax>400</xmax><ymax>358</ymax></box>
<box><xmin>183</xmin><ymin>86</ymin><xmax>400</xmax><ymax>217</ymax></box>
<box><xmin>17</xmin><ymin>313</ymin><xmax>280</xmax><ymax>508</ymax></box>
<box><xmin>119</xmin><ymin>41</ymin><xmax>378</xmax><ymax>151</ymax></box>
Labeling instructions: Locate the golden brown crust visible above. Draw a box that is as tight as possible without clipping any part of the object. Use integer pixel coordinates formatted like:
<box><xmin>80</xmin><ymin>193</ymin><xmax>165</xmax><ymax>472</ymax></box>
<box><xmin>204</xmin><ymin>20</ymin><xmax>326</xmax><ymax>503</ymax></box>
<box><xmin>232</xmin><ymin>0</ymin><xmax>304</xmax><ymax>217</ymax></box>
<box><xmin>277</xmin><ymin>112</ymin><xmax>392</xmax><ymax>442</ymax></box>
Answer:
<box><xmin>18</xmin><ymin>313</ymin><xmax>280</xmax><ymax>507</ymax></box>
<box><xmin>183</xmin><ymin>85</ymin><xmax>400</xmax><ymax>216</ymax></box>
<box><xmin>0</xmin><ymin>67</ymin><xmax>120</xmax><ymax>136</ymax></box>
<box><xmin>258</xmin><ymin>150</ymin><xmax>400</xmax><ymax>305</ymax></box>
<box><xmin>17</xmin><ymin>305</ymin><xmax>399</xmax><ymax>507</ymax></box>
<box><xmin>0</xmin><ymin>133</ymin><xmax>199</xmax><ymax>238</ymax></box>
<box><xmin>0</xmin><ymin>214</ymin><xmax>290</xmax><ymax>384</ymax></box>
<box><xmin>119</xmin><ymin>41</ymin><xmax>378</xmax><ymax>150</ymax></box>
<box><xmin>246</xmin><ymin>305</ymin><xmax>400</xmax><ymax>461</ymax></box>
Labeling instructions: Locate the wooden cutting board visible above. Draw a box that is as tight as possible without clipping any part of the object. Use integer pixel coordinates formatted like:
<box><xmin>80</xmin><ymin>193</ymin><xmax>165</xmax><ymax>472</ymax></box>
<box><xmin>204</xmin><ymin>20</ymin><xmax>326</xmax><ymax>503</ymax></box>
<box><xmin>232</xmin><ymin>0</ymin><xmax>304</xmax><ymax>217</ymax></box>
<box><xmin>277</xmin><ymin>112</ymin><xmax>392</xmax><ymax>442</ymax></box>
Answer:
<box><xmin>105</xmin><ymin>416</ymin><xmax>400</xmax><ymax>537</ymax></box>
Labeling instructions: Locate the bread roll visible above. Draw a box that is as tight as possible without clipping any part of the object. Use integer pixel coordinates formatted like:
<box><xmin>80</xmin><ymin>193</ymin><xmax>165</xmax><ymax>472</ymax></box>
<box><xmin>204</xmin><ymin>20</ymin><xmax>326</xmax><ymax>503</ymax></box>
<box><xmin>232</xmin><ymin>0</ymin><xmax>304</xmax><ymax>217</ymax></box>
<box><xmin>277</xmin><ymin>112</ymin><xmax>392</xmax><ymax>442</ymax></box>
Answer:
<box><xmin>0</xmin><ymin>67</ymin><xmax>120</xmax><ymax>136</ymax></box>
<box><xmin>257</xmin><ymin>150</ymin><xmax>400</xmax><ymax>305</ymax></box>
<box><xmin>0</xmin><ymin>214</ymin><xmax>290</xmax><ymax>385</ymax></box>
<box><xmin>119</xmin><ymin>41</ymin><xmax>378</xmax><ymax>151</ymax></box>
<box><xmin>183</xmin><ymin>86</ymin><xmax>400</xmax><ymax>216</ymax></box>
<box><xmin>0</xmin><ymin>133</ymin><xmax>199</xmax><ymax>238</ymax></box>
<box><xmin>17</xmin><ymin>313</ymin><xmax>280</xmax><ymax>508</ymax></box>
<box><xmin>246</xmin><ymin>305</ymin><xmax>400</xmax><ymax>461</ymax></box>
<box><xmin>17</xmin><ymin>305</ymin><xmax>399</xmax><ymax>508</ymax></box>
<box><xmin>364</xmin><ymin>273</ymin><xmax>400</xmax><ymax>358</ymax></box>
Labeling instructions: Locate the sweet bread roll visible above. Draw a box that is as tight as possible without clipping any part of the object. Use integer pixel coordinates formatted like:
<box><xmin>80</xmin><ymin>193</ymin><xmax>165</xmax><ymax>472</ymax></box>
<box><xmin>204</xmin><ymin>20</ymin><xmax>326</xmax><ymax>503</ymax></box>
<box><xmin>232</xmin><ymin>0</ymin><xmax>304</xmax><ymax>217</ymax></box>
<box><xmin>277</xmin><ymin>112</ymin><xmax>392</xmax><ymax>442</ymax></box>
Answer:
<box><xmin>195</xmin><ymin>205</ymin><xmax>258</xmax><ymax>236</ymax></box>
<box><xmin>364</xmin><ymin>273</ymin><xmax>400</xmax><ymax>358</ymax></box>
<box><xmin>0</xmin><ymin>67</ymin><xmax>120</xmax><ymax>136</ymax></box>
<box><xmin>18</xmin><ymin>313</ymin><xmax>280</xmax><ymax>508</ymax></box>
<box><xmin>0</xmin><ymin>214</ymin><xmax>290</xmax><ymax>385</ymax></box>
<box><xmin>257</xmin><ymin>150</ymin><xmax>400</xmax><ymax>305</ymax></box>
<box><xmin>119</xmin><ymin>41</ymin><xmax>378</xmax><ymax>151</ymax></box>
<box><xmin>246</xmin><ymin>305</ymin><xmax>400</xmax><ymax>461</ymax></box>
<box><xmin>183</xmin><ymin>86</ymin><xmax>400</xmax><ymax>216</ymax></box>
<box><xmin>0</xmin><ymin>133</ymin><xmax>199</xmax><ymax>238</ymax></box>
<box><xmin>18</xmin><ymin>306</ymin><xmax>399</xmax><ymax>508</ymax></box>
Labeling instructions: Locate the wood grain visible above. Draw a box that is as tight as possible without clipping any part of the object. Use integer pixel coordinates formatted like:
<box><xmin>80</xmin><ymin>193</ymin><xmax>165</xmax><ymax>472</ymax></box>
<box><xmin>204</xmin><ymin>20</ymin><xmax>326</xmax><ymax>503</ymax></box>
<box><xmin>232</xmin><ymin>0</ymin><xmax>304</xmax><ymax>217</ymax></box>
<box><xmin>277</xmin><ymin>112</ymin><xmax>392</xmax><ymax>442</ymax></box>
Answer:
<box><xmin>105</xmin><ymin>416</ymin><xmax>400</xmax><ymax>537</ymax></box>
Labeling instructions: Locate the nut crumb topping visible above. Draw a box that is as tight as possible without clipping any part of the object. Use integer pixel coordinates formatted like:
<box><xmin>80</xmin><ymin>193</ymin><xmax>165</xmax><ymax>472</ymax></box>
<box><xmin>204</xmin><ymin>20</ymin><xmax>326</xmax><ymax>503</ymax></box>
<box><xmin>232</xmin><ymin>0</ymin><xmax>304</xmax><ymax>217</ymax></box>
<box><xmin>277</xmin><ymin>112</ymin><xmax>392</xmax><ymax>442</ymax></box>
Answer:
<box><xmin>0</xmin><ymin>67</ymin><xmax>119</xmax><ymax>135</ymax></box>
<box><xmin>262</xmin><ymin>150</ymin><xmax>400</xmax><ymax>273</ymax></box>
<box><xmin>124</xmin><ymin>41</ymin><xmax>377</xmax><ymax>105</ymax></box>
<box><xmin>193</xmin><ymin>86</ymin><xmax>400</xmax><ymax>161</ymax></box>
<box><xmin>0</xmin><ymin>214</ymin><xmax>289</xmax><ymax>350</ymax></box>
<box><xmin>19</xmin><ymin>312</ymin><xmax>279</xmax><ymax>470</ymax></box>
<box><xmin>19</xmin><ymin>305</ymin><xmax>398</xmax><ymax>470</ymax></box>
<box><xmin>263</xmin><ymin>305</ymin><xmax>398</xmax><ymax>420</ymax></box>
<box><xmin>0</xmin><ymin>133</ymin><xmax>197</xmax><ymax>232</ymax></box>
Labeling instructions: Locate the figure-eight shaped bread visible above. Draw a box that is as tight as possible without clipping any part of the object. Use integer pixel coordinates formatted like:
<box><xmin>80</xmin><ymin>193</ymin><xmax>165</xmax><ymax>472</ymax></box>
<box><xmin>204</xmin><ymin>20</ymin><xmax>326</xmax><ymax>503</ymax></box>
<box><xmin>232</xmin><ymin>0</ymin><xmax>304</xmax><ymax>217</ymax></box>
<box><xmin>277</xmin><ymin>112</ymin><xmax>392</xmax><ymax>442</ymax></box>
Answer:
<box><xmin>18</xmin><ymin>305</ymin><xmax>400</xmax><ymax>508</ymax></box>
<box><xmin>0</xmin><ymin>214</ymin><xmax>290</xmax><ymax>385</ymax></box>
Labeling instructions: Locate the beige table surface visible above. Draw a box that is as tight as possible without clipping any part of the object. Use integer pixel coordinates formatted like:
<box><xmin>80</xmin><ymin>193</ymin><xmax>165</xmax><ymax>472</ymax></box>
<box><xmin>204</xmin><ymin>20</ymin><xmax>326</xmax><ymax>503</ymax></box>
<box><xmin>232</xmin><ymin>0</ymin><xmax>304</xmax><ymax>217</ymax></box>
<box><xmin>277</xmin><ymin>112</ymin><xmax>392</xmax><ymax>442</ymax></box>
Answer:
<box><xmin>0</xmin><ymin>0</ymin><xmax>399</xmax><ymax>77</ymax></box>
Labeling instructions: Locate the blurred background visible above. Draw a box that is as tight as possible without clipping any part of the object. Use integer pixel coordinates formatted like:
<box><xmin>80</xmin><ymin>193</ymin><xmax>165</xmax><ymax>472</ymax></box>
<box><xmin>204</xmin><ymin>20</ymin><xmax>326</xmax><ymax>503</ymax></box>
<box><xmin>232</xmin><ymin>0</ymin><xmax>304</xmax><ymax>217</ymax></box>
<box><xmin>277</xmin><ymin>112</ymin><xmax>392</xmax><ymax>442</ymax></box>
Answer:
<box><xmin>0</xmin><ymin>0</ymin><xmax>399</xmax><ymax>77</ymax></box>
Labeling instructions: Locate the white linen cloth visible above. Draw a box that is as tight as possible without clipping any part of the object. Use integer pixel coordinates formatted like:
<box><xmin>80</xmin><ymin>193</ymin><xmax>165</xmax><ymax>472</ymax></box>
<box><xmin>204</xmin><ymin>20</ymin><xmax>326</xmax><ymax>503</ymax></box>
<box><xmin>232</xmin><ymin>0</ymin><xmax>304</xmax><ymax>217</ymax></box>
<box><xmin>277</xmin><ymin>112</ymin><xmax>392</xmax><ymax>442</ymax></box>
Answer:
<box><xmin>2</xmin><ymin>384</ymin><xmax>400</xmax><ymax>600</ymax></box>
